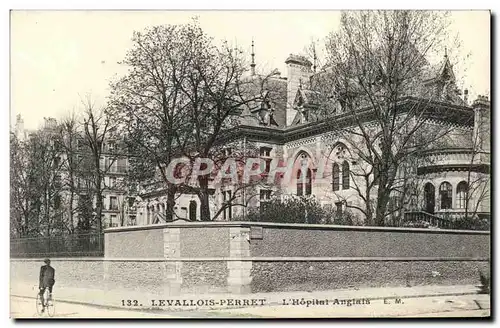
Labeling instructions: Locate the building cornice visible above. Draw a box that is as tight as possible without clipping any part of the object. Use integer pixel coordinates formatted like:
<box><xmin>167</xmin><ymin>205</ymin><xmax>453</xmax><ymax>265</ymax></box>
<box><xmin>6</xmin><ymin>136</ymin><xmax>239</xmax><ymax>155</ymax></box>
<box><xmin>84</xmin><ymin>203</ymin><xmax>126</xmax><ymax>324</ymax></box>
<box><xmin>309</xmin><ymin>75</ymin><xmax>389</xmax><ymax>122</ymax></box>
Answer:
<box><xmin>226</xmin><ymin>96</ymin><xmax>474</xmax><ymax>145</ymax></box>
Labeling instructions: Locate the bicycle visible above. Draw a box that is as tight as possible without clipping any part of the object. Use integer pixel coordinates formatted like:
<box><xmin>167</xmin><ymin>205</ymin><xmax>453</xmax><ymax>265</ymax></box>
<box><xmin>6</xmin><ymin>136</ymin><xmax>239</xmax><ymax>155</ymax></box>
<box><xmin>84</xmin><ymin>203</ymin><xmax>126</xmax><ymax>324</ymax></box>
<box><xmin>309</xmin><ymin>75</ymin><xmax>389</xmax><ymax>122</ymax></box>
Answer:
<box><xmin>36</xmin><ymin>287</ymin><xmax>55</xmax><ymax>317</ymax></box>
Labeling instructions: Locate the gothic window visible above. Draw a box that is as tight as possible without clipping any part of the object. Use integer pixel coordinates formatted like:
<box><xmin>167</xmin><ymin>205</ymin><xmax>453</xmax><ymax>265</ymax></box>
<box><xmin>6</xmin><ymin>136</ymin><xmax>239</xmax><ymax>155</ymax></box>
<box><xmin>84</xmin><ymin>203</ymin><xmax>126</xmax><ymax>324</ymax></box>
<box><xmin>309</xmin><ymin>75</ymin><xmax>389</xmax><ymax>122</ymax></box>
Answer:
<box><xmin>342</xmin><ymin>161</ymin><xmax>350</xmax><ymax>190</ymax></box>
<box><xmin>439</xmin><ymin>182</ymin><xmax>453</xmax><ymax>210</ymax></box>
<box><xmin>333</xmin><ymin>143</ymin><xmax>347</xmax><ymax>160</ymax></box>
<box><xmin>456</xmin><ymin>181</ymin><xmax>468</xmax><ymax>209</ymax></box>
<box><xmin>297</xmin><ymin>168</ymin><xmax>312</xmax><ymax>196</ymax></box>
<box><xmin>332</xmin><ymin>163</ymin><xmax>340</xmax><ymax>191</ymax></box>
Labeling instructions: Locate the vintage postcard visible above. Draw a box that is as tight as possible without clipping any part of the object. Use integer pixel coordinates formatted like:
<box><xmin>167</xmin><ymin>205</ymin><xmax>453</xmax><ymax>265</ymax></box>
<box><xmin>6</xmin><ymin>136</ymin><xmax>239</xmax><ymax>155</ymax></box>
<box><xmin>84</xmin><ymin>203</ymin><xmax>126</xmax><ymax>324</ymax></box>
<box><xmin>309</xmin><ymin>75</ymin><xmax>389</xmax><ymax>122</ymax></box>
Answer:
<box><xmin>9</xmin><ymin>10</ymin><xmax>491</xmax><ymax>319</ymax></box>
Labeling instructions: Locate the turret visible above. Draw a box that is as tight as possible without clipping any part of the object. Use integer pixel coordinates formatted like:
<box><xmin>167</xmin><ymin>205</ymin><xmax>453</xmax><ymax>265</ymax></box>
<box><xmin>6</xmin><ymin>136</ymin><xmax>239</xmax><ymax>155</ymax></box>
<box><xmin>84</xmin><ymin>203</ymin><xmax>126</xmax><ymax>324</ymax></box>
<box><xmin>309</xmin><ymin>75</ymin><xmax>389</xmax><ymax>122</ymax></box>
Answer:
<box><xmin>472</xmin><ymin>95</ymin><xmax>490</xmax><ymax>154</ymax></box>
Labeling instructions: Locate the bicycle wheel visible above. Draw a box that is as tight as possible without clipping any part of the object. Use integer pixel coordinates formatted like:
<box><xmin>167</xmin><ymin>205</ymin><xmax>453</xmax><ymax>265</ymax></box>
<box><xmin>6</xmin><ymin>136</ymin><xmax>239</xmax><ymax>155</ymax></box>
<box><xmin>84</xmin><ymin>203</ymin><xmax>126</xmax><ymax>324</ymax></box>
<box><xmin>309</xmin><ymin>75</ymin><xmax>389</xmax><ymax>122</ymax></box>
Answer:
<box><xmin>44</xmin><ymin>289</ymin><xmax>55</xmax><ymax>317</ymax></box>
<box><xmin>35</xmin><ymin>292</ymin><xmax>44</xmax><ymax>316</ymax></box>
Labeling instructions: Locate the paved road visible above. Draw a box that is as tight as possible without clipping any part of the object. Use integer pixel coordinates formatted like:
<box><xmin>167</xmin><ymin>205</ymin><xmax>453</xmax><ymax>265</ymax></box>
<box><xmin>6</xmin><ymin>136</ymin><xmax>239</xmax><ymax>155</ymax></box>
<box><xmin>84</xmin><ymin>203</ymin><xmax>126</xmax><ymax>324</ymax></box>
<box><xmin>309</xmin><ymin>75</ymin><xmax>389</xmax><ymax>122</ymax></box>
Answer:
<box><xmin>204</xmin><ymin>294</ymin><xmax>491</xmax><ymax>318</ymax></box>
<box><xmin>10</xmin><ymin>296</ymin><xmax>180</xmax><ymax>319</ymax></box>
<box><xmin>10</xmin><ymin>294</ymin><xmax>490</xmax><ymax>319</ymax></box>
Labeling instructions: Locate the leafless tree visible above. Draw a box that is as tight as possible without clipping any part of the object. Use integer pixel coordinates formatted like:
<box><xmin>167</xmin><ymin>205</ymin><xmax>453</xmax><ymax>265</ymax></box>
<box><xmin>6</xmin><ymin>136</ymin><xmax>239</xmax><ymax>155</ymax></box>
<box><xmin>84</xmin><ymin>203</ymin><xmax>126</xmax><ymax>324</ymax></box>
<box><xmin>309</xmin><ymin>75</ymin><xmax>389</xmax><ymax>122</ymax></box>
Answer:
<box><xmin>10</xmin><ymin>119</ymin><xmax>66</xmax><ymax>237</ymax></box>
<box><xmin>314</xmin><ymin>11</ymin><xmax>467</xmax><ymax>226</ymax></box>
<box><xmin>80</xmin><ymin>97</ymin><xmax>120</xmax><ymax>233</ymax></box>
<box><xmin>110</xmin><ymin>19</ymin><xmax>277</xmax><ymax>221</ymax></box>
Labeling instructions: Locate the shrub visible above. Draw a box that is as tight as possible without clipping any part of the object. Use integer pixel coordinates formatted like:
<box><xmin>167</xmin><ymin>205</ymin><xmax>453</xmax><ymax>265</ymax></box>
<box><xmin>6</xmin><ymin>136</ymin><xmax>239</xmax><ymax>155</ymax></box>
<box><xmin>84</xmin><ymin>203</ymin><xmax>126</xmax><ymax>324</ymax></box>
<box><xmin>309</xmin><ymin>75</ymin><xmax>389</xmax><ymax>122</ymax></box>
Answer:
<box><xmin>235</xmin><ymin>196</ymin><xmax>361</xmax><ymax>226</ymax></box>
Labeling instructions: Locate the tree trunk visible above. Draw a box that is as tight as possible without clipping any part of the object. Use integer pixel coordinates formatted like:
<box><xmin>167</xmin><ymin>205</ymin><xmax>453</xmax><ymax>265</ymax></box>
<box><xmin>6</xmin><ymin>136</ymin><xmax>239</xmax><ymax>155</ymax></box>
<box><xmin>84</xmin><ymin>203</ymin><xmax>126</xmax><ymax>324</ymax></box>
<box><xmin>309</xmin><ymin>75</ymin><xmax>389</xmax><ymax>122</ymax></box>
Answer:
<box><xmin>166</xmin><ymin>185</ymin><xmax>176</xmax><ymax>221</ymax></box>
<box><xmin>375</xmin><ymin>192</ymin><xmax>390</xmax><ymax>226</ymax></box>
<box><xmin>95</xmin><ymin>177</ymin><xmax>103</xmax><ymax>234</ymax></box>
<box><xmin>198</xmin><ymin>176</ymin><xmax>211</xmax><ymax>221</ymax></box>
<box><xmin>69</xmin><ymin>188</ymin><xmax>75</xmax><ymax>233</ymax></box>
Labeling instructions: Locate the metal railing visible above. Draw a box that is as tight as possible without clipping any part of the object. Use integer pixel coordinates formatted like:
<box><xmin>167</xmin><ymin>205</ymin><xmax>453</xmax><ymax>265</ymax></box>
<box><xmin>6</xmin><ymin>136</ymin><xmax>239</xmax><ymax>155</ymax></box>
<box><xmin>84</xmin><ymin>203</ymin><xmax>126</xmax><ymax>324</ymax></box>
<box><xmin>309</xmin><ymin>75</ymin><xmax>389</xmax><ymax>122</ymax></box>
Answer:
<box><xmin>10</xmin><ymin>233</ymin><xmax>104</xmax><ymax>258</ymax></box>
<box><xmin>402</xmin><ymin>211</ymin><xmax>490</xmax><ymax>230</ymax></box>
<box><xmin>403</xmin><ymin>211</ymin><xmax>452</xmax><ymax>229</ymax></box>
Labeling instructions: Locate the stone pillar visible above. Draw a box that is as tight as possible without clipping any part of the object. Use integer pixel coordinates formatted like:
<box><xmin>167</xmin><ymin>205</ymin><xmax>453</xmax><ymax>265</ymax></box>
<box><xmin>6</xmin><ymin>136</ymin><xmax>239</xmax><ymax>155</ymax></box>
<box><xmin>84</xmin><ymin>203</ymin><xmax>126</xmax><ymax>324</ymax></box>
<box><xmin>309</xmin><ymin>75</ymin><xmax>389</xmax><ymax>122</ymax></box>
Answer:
<box><xmin>163</xmin><ymin>227</ymin><xmax>182</xmax><ymax>296</ymax></box>
<box><xmin>227</xmin><ymin>226</ymin><xmax>252</xmax><ymax>294</ymax></box>
<box><xmin>103</xmin><ymin>233</ymin><xmax>111</xmax><ymax>292</ymax></box>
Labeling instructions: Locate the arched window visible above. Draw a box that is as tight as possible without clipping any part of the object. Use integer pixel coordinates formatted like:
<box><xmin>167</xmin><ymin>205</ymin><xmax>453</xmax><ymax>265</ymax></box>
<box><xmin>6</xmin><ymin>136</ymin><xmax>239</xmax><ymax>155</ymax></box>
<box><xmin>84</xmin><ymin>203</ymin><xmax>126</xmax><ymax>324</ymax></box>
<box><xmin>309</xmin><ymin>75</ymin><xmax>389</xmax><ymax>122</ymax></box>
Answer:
<box><xmin>189</xmin><ymin>200</ymin><xmax>197</xmax><ymax>221</ymax></box>
<box><xmin>424</xmin><ymin>183</ymin><xmax>435</xmax><ymax>213</ymax></box>
<box><xmin>297</xmin><ymin>168</ymin><xmax>312</xmax><ymax>196</ymax></box>
<box><xmin>439</xmin><ymin>182</ymin><xmax>453</xmax><ymax>210</ymax></box>
<box><xmin>342</xmin><ymin>161</ymin><xmax>350</xmax><ymax>190</ymax></box>
<box><xmin>456</xmin><ymin>181</ymin><xmax>468</xmax><ymax>209</ymax></box>
<box><xmin>332</xmin><ymin>163</ymin><xmax>340</xmax><ymax>191</ymax></box>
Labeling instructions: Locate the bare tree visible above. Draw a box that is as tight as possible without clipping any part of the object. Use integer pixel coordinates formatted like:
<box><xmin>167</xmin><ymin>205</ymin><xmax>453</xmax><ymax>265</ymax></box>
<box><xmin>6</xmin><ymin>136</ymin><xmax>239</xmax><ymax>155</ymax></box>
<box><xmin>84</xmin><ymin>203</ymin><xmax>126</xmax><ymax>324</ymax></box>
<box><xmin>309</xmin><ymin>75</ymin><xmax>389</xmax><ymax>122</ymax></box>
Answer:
<box><xmin>109</xmin><ymin>23</ymin><xmax>197</xmax><ymax>221</ymax></box>
<box><xmin>10</xmin><ymin>119</ymin><xmax>67</xmax><ymax>237</ymax></box>
<box><xmin>80</xmin><ymin>97</ymin><xmax>119</xmax><ymax>233</ymax></box>
<box><xmin>10</xmin><ymin>130</ymin><xmax>30</xmax><ymax>237</ymax></box>
<box><xmin>314</xmin><ymin>11</ymin><xmax>468</xmax><ymax>226</ymax></box>
<box><xmin>110</xmin><ymin>19</ymin><xmax>276</xmax><ymax>221</ymax></box>
<box><xmin>57</xmin><ymin>113</ymin><xmax>86</xmax><ymax>234</ymax></box>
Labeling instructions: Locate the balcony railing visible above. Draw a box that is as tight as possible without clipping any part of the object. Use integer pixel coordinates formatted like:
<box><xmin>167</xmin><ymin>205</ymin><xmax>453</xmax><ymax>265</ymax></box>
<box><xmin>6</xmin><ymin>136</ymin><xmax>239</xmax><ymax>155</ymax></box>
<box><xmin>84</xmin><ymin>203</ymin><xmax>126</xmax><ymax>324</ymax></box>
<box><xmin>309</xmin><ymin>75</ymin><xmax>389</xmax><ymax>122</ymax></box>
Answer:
<box><xmin>403</xmin><ymin>211</ymin><xmax>452</xmax><ymax>229</ymax></box>
<box><xmin>402</xmin><ymin>210</ymin><xmax>490</xmax><ymax>230</ymax></box>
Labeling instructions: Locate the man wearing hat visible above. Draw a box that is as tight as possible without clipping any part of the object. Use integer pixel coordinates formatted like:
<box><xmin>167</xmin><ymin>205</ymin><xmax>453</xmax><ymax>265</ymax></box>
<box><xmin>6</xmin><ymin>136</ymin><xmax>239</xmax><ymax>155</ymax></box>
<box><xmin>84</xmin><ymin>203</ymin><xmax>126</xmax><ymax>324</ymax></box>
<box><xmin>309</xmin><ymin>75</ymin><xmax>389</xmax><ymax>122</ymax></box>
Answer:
<box><xmin>38</xmin><ymin>258</ymin><xmax>55</xmax><ymax>310</ymax></box>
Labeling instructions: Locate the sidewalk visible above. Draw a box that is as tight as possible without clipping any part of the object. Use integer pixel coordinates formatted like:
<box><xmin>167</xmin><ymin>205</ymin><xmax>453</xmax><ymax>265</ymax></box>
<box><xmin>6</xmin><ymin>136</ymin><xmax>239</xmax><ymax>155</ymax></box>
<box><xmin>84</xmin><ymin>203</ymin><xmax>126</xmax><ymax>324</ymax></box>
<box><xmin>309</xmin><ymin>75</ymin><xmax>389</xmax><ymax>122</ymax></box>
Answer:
<box><xmin>10</xmin><ymin>280</ymin><xmax>486</xmax><ymax>312</ymax></box>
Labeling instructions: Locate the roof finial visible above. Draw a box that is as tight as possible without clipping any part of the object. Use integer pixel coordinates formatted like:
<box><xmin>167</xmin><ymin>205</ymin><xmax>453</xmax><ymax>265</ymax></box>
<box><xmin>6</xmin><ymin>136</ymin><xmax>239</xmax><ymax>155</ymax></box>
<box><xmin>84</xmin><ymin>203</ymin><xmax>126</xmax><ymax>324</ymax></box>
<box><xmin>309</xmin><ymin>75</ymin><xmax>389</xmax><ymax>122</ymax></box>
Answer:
<box><xmin>250</xmin><ymin>38</ymin><xmax>256</xmax><ymax>76</ymax></box>
<box><xmin>444</xmin><ymin>47</ymin><xmax>448</xmax><ymax>58</ymax></box>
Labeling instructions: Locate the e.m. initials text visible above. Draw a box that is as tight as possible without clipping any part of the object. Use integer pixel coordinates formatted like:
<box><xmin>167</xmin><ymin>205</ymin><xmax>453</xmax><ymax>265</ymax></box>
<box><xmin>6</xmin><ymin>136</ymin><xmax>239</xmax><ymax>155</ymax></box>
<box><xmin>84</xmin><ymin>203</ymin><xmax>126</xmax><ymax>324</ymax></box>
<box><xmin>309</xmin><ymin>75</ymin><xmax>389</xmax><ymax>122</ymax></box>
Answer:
<box><xmin>384</xmin><ymin>298</ymin><xmax>403</xmax><ymax>305</ymax></box>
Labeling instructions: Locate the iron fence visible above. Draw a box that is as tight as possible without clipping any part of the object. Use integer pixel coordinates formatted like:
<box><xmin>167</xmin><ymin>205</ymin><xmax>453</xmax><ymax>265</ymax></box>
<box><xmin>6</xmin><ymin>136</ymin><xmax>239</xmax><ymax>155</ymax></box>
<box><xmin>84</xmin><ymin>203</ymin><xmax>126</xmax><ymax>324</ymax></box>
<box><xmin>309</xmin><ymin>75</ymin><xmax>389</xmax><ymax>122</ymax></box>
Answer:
<box><xmin>10</xmin><ymin>233</ymin><xmax>104</xmax><ymax>258</ymax></box>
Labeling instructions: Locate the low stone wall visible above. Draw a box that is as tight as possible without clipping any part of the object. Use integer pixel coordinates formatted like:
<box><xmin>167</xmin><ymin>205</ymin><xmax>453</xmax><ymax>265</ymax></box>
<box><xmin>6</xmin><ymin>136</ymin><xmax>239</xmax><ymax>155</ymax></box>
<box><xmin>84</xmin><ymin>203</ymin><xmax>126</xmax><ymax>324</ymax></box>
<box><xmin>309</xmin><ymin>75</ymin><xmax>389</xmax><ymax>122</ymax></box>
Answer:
<box><xmin>11</xmin><ymin>258</ymin><xmax>104</xmax><ymax>291</ymax></box>
<box><xmin>250</xmin><ymin>260</ymin><xmax>489</xmax><ymax>293</ymax></box>
<box><xmin>12</xmin><ymin>221</ymin><xmax>490</xmax><ymax>296</ymax></box>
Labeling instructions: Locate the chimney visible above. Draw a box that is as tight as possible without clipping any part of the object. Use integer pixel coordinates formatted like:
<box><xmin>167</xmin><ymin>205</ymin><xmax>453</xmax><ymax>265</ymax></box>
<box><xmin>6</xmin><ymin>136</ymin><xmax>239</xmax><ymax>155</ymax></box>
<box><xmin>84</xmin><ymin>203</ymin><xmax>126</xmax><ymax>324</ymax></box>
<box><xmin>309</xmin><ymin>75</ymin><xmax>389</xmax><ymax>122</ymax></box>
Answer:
<box><xmin>464</xmin><ymin>89</ymin><xmax>469</xmax><ymax>105</ymax></box>
<box><xmin>285</xmin><ymin>54</ymin><xmax>313</xmax><ymax>126</ymax></box>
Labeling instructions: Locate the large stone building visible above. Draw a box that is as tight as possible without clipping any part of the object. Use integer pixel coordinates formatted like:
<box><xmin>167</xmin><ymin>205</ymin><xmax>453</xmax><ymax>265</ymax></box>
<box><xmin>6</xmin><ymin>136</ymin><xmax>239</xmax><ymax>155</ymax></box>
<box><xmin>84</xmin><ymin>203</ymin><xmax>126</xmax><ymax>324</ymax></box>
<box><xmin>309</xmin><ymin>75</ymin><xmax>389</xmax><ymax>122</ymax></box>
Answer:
<box><xmin>134</xmin><ymin>52</ymin><xmax>490</xmax><ymax>227</ymax></box>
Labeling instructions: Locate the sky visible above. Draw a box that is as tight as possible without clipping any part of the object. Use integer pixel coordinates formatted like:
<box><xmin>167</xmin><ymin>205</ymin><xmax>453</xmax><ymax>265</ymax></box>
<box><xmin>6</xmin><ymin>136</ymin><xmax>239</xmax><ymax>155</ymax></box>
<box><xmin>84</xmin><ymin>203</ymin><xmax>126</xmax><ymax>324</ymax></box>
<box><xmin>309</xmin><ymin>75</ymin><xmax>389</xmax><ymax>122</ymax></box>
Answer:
<box><xmin>10</xmin><ymin>10</ymin><xmax>490</xmax><ymax>131</ymax></box>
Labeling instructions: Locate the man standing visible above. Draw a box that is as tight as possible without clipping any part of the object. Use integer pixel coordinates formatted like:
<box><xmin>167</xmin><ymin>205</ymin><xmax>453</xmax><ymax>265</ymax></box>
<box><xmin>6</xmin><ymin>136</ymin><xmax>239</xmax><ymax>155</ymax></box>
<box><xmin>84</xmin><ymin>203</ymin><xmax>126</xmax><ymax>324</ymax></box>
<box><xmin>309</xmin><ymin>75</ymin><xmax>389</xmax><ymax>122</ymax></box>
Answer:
<box><xmin>38</xmin><ymin>258</ymin><xmax>55</xmax><ymax>311</ymax></box>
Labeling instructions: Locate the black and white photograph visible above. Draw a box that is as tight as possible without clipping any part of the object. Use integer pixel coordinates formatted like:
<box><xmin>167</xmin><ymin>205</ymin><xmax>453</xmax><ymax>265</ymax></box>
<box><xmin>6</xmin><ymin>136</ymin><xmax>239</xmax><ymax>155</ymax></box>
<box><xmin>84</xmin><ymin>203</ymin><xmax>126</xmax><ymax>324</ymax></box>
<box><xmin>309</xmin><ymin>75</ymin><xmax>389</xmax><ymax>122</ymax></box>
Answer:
<box><xmin>8</xmin><ymin>9</ymin><xmax>491</xmax><ymax>319</ymax></box>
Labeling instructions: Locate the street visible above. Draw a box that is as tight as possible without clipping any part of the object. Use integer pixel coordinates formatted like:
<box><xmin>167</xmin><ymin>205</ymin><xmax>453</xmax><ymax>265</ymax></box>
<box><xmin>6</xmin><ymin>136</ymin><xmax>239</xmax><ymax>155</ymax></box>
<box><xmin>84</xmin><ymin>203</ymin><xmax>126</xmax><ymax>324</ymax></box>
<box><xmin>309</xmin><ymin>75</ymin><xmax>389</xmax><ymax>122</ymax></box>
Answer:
<box><xmin>10</xmin><ymin>296</ymin><xmax>179</xmax><ymax>319</ymax></box>
<box><xmin>10</xmin><ymin>293</ymin><xmax>490</xmax><ymax>319</ymax></box>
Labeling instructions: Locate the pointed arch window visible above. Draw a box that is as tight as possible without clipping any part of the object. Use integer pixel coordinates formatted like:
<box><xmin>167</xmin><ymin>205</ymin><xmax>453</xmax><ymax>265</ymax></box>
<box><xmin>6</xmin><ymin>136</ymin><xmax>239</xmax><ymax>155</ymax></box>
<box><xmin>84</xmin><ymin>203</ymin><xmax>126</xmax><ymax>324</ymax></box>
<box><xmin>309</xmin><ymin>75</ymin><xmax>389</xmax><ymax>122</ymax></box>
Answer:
<box><xmin>342</xmin><ymin>161</ymin><xmax>350</xmax><ymax>190</ymax></box>
<box><xmin>332</xmin><ymin>163</ymin><xmax>340</xmax><ymax>191</ymax></box>
<box><xmin>297</xmin><ymin>168</ymin><xmax>312</xmax><ymax>196</ymax></box>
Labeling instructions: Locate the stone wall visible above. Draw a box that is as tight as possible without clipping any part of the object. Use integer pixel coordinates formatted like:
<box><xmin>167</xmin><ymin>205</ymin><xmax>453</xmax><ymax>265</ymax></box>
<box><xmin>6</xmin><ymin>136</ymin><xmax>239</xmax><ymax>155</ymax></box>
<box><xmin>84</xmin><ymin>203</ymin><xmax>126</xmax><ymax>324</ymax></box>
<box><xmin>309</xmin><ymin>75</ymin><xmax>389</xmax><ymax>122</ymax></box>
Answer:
<box><xmin>250</xmin><ymin>260</ymin><xmax>489</xmax><ymax>293</ymax></box>
<box><xmin>249</xmin><ymin>225</ymin><xmax>489</xmax><ymax>258</ymax></box>
<box><xmin>105</xmin><ymin>226</ymin><xmax>164</xmax><ymax>259</ymax></box>
<box><xmin>11</xmin><ymin>258</ymin><xmax>105</xmax><ymax>290</ymax></box>
<box><xmin>12</xmin><ymin>221</ymin><xmax>490</xmax><ymax>297</ymax></box>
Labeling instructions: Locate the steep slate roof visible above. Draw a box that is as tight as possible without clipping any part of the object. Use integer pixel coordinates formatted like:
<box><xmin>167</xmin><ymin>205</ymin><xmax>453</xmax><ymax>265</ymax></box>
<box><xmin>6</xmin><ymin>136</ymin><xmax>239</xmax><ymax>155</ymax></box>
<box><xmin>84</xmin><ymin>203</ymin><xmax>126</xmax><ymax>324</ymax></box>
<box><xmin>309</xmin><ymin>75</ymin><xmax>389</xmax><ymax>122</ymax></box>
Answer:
<box><xmin>238</xmin><ymin>74</ymin><xmax>288</xmax><ymax>128</ymax></box>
